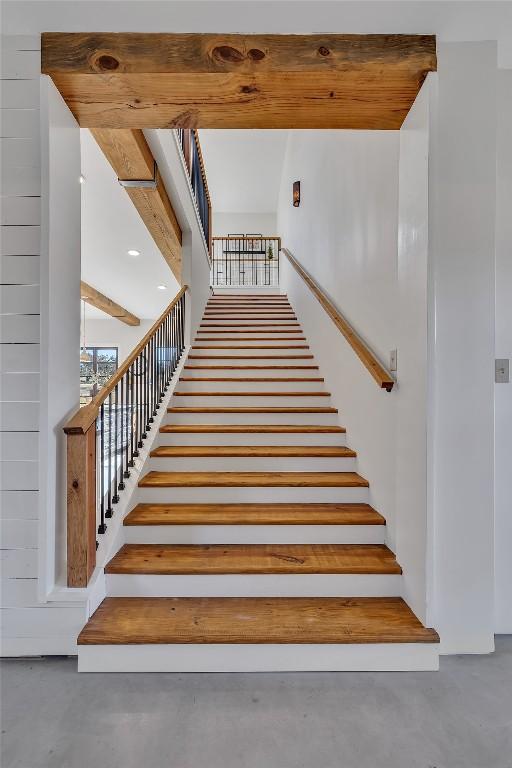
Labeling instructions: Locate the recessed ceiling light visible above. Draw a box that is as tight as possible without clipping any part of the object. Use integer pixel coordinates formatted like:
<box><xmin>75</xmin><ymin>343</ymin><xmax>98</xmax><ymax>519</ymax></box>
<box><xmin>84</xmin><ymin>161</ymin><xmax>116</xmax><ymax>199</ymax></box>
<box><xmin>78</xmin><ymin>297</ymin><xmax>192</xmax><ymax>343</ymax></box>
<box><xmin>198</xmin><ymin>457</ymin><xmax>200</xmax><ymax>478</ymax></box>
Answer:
<box><xmin>79</xmin><ymin>174</ymin><xmax>86</xmax><ymax>184</ymax></box>
<box><xmin>157</xmin><ymin>284</ymin><xmax>167</xmax><ymax>290</ymax></box>
<box><xmin>127</xmin><ymin>249</ymin><xmax>140</xmax><ymax>257</ymax></box>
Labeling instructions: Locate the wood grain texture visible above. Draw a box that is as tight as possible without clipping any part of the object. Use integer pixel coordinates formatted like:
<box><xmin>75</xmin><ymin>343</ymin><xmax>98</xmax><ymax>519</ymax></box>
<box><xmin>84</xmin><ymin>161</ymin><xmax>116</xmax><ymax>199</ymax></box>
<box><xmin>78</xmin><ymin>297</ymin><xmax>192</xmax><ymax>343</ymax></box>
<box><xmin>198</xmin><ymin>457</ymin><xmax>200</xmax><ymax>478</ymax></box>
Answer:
<box><xmin>187</xmin><ymin>355</ymin><xmax>314</xmax><ymax>360</ymax></box>
<box><xmin>77</xmin><ymin>596</ymin><xmax>439</xmax><ymax>645</ymax></box>
<box><xmin>42</xmin><ymin>34</ymin><xmax>436</xmax><ymax>129</ymax></box>
<box><xmin>191</xmin><ymin>346</ymin><xmax>309</xmax><ymax>350</ymax></box>
<box><xmin>160</xmin><ymin>425</ymin><xmax>345</xmax><ymax>434</ymax></box>
<box><xmin>81</xmin><ymin>281</ymin><xmax>140</xmax><ymax>326</ymax></box>
<box><xmin>105</xmin><ymin>543</ymin><xmax>399</xmax><ymax>575</ymax></box>
<box><xmin>91</xmin><ymin>128</ymin><xmax>182</xmax><ymax>281</ymax></box>
<box><xmin>150</xmin><ymin>445</ymin><xmax>356</xmax><ymax>458</ymax></box>
<box><xmin>172</xmin><ymin>391</ymin><xmax>330</xmax><ymax>397</ymax></box>
<box><xmin>138</xmin><ymin>471</ymin><xmax>368</xmax><ymax>487</ymax></box>
<box><xmin>282</xmin><ymin>249</ymin><xmax>395</xmax><ymax>391</ymax></box>
<box><xmin>183</xmin><ymin>365</ymin><xmax>320</xmax><ymax>370</ymax></box>
<box><xmin>66</xmin><ymin>424</ymin><xmax>96</xmax><ymax>587</ymax></box>
<box><xmin>124</xmin><ymin>502</ymin><xmax>384</xmax><ymax>526</ymax></box>
<box><xmin>194</xmin><ymin>338</ymin><xmax>307</xmax><ymax>342</ymax></box>
<box><xmin>178</xmin><ymin>377</ymin><xmax>324</xmax><ymax>382</ymax></box>
<box><xmin>167</xmin><ymin>406</ymin><xmax>337</xmax><ymax>413</ymax></box>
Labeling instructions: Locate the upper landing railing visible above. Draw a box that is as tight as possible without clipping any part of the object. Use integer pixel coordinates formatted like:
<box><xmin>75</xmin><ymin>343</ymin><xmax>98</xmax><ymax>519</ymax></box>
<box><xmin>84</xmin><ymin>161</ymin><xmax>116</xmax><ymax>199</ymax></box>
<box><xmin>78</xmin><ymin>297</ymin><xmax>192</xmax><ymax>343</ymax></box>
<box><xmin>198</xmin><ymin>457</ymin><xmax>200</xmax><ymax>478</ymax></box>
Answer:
<box><xmin>176</xmin><ymin>129</ymin><xmax>211</xmax><ymax>255</ymax></box>
<box><xmin>211</xmin><ymin>236</ymin><xmax>281</xmax><ymax>287</ymax></box>
<box><xmin>64</xmin><ymin>287</ymin><xmax>187</xmax><ymax>588</ymax></box>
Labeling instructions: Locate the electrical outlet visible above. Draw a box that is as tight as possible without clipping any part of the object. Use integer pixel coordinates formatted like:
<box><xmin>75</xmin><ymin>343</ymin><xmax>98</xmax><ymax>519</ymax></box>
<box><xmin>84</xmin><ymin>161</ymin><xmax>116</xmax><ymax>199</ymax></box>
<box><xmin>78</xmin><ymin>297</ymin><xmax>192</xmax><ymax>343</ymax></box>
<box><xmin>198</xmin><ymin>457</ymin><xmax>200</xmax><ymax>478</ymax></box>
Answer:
<box><xmin>389</xmin><ymin>349</ymin><xmax>397</xmax><ymax>373</ymax></box>
<box><xmin>495</xmin><ymin>359</ymin><xmax>510</xmax><ymax>384</ymax></box>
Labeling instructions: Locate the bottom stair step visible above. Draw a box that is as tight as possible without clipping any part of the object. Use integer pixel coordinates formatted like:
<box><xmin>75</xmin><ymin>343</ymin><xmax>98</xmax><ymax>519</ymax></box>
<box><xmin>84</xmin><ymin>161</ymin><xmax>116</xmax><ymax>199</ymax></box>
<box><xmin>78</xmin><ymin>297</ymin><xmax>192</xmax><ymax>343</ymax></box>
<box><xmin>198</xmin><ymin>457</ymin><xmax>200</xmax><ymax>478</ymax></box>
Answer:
<box><xmin>77</xmin><ymin>597</ymin><xmax>439</xmax><ymax>673</ymax></box>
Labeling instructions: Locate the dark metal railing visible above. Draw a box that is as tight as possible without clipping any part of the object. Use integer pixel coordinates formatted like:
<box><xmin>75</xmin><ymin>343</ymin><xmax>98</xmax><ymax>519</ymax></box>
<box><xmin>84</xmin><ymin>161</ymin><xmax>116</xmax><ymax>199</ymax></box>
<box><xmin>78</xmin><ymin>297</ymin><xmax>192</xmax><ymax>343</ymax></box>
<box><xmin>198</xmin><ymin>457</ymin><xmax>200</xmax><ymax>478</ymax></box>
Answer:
<box><xmin>176</xmin><ymin>129</ymin><xmax>211</xmax><ymax>254</ymax></box>
<box><xmin>64</xmin><ymin>287</ymin><xmax>187</xmax><ymax>587</ymax></box>
<box><xmin>211</xmin><ymin>236</ymin><xmax>281</xmax><ymax>287</ymax></box>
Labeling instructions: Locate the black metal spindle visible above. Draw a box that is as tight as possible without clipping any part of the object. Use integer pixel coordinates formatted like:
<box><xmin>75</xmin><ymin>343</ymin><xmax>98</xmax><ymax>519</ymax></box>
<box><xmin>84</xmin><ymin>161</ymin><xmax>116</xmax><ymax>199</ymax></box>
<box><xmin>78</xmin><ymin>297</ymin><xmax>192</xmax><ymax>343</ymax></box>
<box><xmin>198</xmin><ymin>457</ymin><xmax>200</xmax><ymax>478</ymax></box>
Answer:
<box><xmin>105</xmin><ymin>392</ymin><xmax>113</xmax><ymax>518</ymax></box>
<box><xmin>98</xmin><ymin>404</ymin><xmax>106</xmax><ymax>534</ymax></box>
<box><xmin>119</xmin><ymin>377</ymin><xmax>126</xmax><ymax>488</ymax></box>
<box><xmin>113</xmin><ymin>384</ymin><xmax>120</xmax><ymax>503</ymax></box>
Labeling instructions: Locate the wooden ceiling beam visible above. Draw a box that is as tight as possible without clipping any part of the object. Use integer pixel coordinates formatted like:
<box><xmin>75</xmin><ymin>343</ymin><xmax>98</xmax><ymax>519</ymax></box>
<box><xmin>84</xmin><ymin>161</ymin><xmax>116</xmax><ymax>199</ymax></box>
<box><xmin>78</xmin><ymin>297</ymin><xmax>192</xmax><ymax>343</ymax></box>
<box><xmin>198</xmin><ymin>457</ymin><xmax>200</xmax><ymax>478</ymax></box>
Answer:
<box><xmin>90</xmin><ymin>128</ymin><xmax>182</xmax><ymax>282</ymax></box>
<box><xmin>41</xmin><ymin>33</ymin><xmax>437</xmax><ymax>130</ymax></box>
<box><xmin>81</xmin><ymin>280</ymin><xmax>140</xmax><ymax>326</ymax></box>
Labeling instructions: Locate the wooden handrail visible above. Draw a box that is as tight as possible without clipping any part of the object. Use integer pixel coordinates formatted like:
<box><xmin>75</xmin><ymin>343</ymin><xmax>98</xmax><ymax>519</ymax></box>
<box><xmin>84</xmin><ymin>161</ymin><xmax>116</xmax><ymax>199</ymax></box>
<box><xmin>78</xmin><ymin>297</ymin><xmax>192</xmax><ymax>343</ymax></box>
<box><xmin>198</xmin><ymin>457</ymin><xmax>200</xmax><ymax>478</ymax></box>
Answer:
<box><xmin>65</xmin><ymin>285</ymin><xmax>188</xmax><ymax>435</ymax></box>
<box><xmin>281</xmin><ymin>248</ymin><xmax>395</xmax><ymax>392</ymax></box>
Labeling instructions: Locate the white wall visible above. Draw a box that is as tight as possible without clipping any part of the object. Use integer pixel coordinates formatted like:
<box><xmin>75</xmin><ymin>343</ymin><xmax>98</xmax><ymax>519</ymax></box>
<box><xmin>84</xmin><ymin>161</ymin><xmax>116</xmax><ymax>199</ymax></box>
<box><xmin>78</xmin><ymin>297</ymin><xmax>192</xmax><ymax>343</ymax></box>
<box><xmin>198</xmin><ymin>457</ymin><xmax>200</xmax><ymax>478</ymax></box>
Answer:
<box><xmin>427</xmin><ymin>42</ymin><xmax>496</xmax><ymax>653</ymax></box>
<box><xmin>213</xmin><ymin>212</ymin><xmax>277</xmax><ymax>237</ymax></box>
<box><xmin>395</xmin><ymin>81</ymin><xmax>431</xmax><ymax>622</ymax></box>
<box><xmin>278</xmin><ymin>129</ymin><xmax>403</xmax><ymax>593</ymax></box>
<box><xmin>494</xmin><ymin>69</ymin><xmax>512</xmax><ymax>634</ymax></box>
<box><xmin>81</xmin><ymin>319</ymin><xmax>154</xmax><ymax>367</ymax></box>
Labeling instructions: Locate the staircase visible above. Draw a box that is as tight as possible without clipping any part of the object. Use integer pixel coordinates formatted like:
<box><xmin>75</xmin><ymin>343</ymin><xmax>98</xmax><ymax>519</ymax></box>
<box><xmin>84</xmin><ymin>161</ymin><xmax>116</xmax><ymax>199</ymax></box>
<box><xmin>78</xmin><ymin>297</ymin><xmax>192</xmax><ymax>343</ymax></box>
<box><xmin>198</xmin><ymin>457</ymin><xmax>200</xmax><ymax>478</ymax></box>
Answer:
<box><xmin>77</xmin><ymin>292</ymin><xmax>439</xmax><ymax>672</ymax></box>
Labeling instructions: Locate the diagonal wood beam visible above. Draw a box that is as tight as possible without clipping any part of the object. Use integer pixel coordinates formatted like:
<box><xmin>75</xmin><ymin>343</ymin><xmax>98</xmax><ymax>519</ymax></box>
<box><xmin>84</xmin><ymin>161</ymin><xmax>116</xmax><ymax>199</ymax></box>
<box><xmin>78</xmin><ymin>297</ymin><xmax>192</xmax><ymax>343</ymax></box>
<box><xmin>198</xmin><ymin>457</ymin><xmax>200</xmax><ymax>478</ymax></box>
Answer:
<box><xmin>81</xmin><ymin>280</ymin><xmax>140</xmax><ymax>326</ymax></box>
<box><xmin>90</xmin><ymin>128</ymin><xmax>182</xmax><ymax>282</ymax></box>
<box><xmin>41</xmin><ymin>33</ymin><xmax>437</xmax><ymax>130</ymax></box>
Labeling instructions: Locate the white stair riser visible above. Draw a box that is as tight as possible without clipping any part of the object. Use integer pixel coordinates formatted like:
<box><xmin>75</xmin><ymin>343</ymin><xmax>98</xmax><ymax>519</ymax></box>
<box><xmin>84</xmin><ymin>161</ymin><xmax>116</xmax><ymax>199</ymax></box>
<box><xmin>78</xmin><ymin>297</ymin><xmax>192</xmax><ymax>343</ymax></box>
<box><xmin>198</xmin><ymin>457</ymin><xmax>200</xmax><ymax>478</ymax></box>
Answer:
<box><xmin>165</xmin><ymin>412</ymin><xmax>338</xmax><ymax>425</ymax></box>
<box><xmin>106</xmin><ymin>573</ymin><xmax>402</xmax><ymax>598</ymax></box>
<box><xmin>136</xmin><ymin>487</ymin><xmax>369</xmax><ymax>504</ymax></box>
<box><xmin>192</xmin><ymin>348</ymin><xmax>311</xmax><ymax>360</ymax></box>
<box><xmin>187</xmin><ymin>357</ymin><xmax>316</xmax><ymax>365</ymax></box>
<box><xmin>157</xmin><ymin>432</ymin><xmax>347</xmax><ymax>446</ymax></box>
<box><xmin>123</xmin><ymin>524</ymin><xmax>385</xmax><ymax>545</ymax></box>
<box><xmin>171</xmin><ymin>395</ymin><xmax>331</xmax><ymax>407</ymax></box>
<box><xmin>147</xmin><ymin>456</ymin><xmax>356</xmax><ymax>472</ymax></box>
<box><xmin>176</xmin><ymin>379</ymin><xmax>325</xmax><ymax>392</ymax></box>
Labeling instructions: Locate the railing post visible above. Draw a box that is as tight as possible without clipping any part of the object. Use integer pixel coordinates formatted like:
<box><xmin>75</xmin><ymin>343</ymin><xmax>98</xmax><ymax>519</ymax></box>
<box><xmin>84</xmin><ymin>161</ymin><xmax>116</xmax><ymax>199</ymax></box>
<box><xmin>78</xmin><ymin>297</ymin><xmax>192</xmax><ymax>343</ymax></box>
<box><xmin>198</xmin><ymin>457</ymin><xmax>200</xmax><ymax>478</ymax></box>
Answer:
<box><xmin>66</xmin><ymin>423</ymin><xmax>97</xmax><ymax>587</ymax></box>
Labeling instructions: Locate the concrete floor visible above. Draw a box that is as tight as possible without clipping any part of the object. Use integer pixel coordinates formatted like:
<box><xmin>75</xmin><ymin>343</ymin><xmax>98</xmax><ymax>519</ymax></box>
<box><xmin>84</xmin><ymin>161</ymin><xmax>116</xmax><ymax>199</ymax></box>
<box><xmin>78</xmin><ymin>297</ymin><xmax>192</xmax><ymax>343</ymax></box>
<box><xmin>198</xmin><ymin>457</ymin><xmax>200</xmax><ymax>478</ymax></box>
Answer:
<box><xmin>1</xmin><ymin>638</ymin><xmax>512</xmax><ymax>768</ymax></box>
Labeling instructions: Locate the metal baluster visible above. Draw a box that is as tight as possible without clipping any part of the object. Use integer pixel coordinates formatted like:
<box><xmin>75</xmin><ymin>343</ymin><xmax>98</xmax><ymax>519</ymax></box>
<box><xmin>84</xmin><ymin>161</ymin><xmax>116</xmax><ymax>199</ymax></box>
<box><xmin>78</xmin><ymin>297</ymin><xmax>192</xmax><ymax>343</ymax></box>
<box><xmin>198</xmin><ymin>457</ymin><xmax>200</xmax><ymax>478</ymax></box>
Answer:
<box><xmin>137</xmin><ymin>354</ymin><xmax>144</xmax><ymax>449</ymax></box>
<box><xmin>142</xmin><ymin>349</ymin><xmax>147</xmax><ymax>440</ymax></box>
<box><xmin>105</xmin><ymin>392</ymin><xmax>113</xmax><ymax>518</ymax></box>
<box><xmin>112</xmin><ymin>384</ymin><xmax>120</xmax><ymax>503</ymax></box>
<box><xmin>98</xmin><ymin>405</ymin><xmax>107</xmax><ymax>534</ymax></box>
<box><xmin>119</xmin><ymin>377</ymin><xmax>126</xmax><ymax>488</ymax></box>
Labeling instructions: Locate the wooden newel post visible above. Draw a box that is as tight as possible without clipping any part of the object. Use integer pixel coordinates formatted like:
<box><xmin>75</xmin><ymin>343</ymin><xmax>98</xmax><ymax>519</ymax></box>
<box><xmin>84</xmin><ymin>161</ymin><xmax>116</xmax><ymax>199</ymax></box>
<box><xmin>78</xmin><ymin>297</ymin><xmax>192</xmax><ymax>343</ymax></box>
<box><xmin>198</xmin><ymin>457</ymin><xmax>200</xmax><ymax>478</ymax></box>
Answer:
<box><xmin>65</xmin><ymin>422</ymin><xmax>97</xmax><ymax>587</ymax></box>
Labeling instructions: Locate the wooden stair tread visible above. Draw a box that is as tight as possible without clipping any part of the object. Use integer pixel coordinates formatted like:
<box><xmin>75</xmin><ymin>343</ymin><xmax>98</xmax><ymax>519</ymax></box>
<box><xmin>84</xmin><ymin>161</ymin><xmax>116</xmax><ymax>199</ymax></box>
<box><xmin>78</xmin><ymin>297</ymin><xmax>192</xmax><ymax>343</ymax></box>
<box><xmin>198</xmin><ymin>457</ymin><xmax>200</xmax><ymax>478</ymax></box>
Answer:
<box><xmin>178</xmin><ymin>377</ymin><xmax>324</xmax><ymax>381</ymax></box>
<box><xmin>194</xmin><ymin>338</ymin><xmax>307</xmax><ymax>342</ymax></box>
<box><xmin>160</xmin><ymin>424</ymin><xmax>346</xmax><ymax>433</ymax></box>
<box><xmin>186</xmin><ymin>355</ymin><xmax>315</xmax><ymax>360</ymax></box>
<box><xmin>183</xmin><ymin>365</ymin><xmax>320</xmax><ymax>370</ymax></box>
<box><xmin>124</xmin><ymin>502</ymin><xmax>384</xmax><ymax>526</ymax></box>
<box><xmin>172</xmin><ymin>391</ymin><xmax>330</xmax><ymax>397</ymax></box>
<box><xmin>77</xmin><ymin>597</ymin><xmax>438</xmax><ymax>645</ymax></box>
<box><xmin>192</xmin><ymin>346</ymin><xmax>309</xmax><ymax>350</ymax></box>
<box><xmin>167</xmin><ymin>406</ymin><xmax>337</xmax><ymax>413</ymax></box>
<box><xmin>150</xmin><ymin>445</ymin><xmax>356</xmax><ymax>458</ymax></box>
<box><xmin>105</xmin><ymin>543</ymin><xmax>399</xmax><ymax>575</ymax></box>
<box><xmin>138</xmin><ymin>471</ymin><xmax>368</xmax><ymax>487</ymax></box>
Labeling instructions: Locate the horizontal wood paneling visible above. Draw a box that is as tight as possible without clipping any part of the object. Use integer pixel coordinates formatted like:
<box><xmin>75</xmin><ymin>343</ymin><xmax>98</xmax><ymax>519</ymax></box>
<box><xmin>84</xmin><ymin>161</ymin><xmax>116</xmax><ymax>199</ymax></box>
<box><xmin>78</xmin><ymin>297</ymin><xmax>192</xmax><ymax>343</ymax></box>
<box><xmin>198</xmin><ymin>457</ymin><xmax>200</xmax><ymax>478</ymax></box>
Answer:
<box><xmin>0</xmin><ymin>49</ymin><xmax>40</xmax><ymax>78</ymax></box>
<box><xmin>0</xmin><ymin>344</ymin><xmax>40</xmax><ymax>373</ymax></box>
<box><xmin>0</xmin><ymin>225</ymin><xmax>40</xmax><ymax>255</ymax></box>
<box><xmin>0</xmin><ymin>373</ymin><xmax>40</xmax><ymax>401</ymax></box>
<box><xmin>0</xmin><ymin>431</ymin><xmax>39</xmax><ymax>461</ymax></box>
<box><xmin>0</xmin><ymin>460</ymin><xmax>39</xmax><ymax>491</ymax></box>
<box><xmin>0</xmin><ymin>547</ymin><xmax>38</xmax><ymax>578</ymax></box>
<box><xmin>1</xmin><ymin>137</ymin><xmax>40</xmax><ymax>169</ymax></box>
<box><xmin>0</xmin><ymin>255</ymin><xmax>40</xmax><ymax>283</ymax></box>
<box><xmin>0</xmin><ymin>315</ymin><xmax>40</xmax><ymax>343</ymax></box>
<box><xmin>0</xmin><ymin>402</ymin><xmax>39</xmax><ymax>430</ymax></box>
<box><xmin>0</xmin><ymin>490</ymin><xmax>39</xmax><ymax>520</ymax></box>
<box><xmin>0</xmin><ymin>79</ymin><xmax>40</xmax><ymax>108</ymax></box>
<box><xmin>0</xmin><ymin>519</ymin><xmax>38</xmax><ymax>547</ymax></box>
<box><xmin>1</xmin><ymin>197</ymin><xmax>41</xmax><ymax>226</ymax></box>
<box><xmin>0</xmin><ymin>108</ymin><xmax>40</xmax><ymax>139</ymax></box>
<box><xmin>1</xmin><ymin>606</ymin><xmax>86</xmax><ymax>637</ymax></box>
<box><xmin>1</xmin><ymin>165</ymin><xmax>41</xmax><ymax>196</ymax></box>
<box><xmin>0</xmin><ymin>578</ymin><xmax>39</xmax><ymax>608</ymax></box>
<box><xmin>0</xmin><ymin>285</ymin><xmax>40</xmax><ymax>314</ymax></box>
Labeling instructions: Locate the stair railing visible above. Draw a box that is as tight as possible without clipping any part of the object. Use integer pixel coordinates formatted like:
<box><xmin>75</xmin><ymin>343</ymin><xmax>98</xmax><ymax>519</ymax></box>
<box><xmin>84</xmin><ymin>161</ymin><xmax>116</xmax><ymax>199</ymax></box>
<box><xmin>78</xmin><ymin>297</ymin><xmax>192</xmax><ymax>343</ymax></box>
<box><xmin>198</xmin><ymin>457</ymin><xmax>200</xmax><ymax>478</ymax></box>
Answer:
<box><xmin>176</xmin><ymin>129</ymin><xmax>212</xmax><ymax>257</ymax></box>
<box><xmin>64</xmin><ymin>286</ymin><xmax>188</xmax><ymax>588</ymax></box>
<box><xmin>281</xmin><ymin>248</ymin><xmax>395</xmax><ymax>392</ymax></box>
<box><xmin>211</xmin><ymin>236</ymin><xmax>281</xmax><ymax>287</ymax></box>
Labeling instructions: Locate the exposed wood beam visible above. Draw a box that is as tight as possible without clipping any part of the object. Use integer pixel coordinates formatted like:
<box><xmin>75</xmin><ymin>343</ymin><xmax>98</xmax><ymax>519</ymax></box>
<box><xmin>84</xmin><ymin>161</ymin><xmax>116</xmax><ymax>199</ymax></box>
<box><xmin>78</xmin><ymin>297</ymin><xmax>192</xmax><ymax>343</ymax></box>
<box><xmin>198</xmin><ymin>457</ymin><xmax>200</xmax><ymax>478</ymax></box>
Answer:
<box><xmin>81</xmin><ymin>280</ymin><xmax>140</xmax><ymax>326</ymax></box>
<box><xmin>41</xmin><ymin>33</ymin><xmax>437</xmax><ymax>129</ymax></box>
<box><xmin>90</xmin><ymin>128</ymin><xmax>182</xmax><ymax>282</ymax></box>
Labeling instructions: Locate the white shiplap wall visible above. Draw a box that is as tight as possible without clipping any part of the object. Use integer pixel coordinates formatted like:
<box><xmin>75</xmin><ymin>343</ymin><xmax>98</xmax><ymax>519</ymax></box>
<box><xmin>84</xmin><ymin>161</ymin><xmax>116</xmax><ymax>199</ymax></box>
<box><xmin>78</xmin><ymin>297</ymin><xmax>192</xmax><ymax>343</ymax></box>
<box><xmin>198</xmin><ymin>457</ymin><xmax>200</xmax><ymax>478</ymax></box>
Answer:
<box><xmin>1</xmin><ymin>36</ymin><xmax>86</xmax><ymax>654</ymax></box>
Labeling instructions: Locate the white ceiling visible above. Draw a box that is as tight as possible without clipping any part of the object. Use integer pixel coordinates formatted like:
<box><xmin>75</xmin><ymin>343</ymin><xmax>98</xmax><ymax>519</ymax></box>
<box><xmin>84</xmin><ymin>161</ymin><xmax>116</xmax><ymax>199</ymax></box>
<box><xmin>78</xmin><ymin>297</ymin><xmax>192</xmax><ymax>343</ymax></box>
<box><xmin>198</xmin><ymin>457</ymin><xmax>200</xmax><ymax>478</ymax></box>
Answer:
<box><xmin>198</xmin><ymin>130</ymin><xmax>288</xmax><ymax>214</ymax></box>
<box><xmin>80</xmin><ymin>129</ymin><xmax>180</xmax><ymax>320</ymax></box>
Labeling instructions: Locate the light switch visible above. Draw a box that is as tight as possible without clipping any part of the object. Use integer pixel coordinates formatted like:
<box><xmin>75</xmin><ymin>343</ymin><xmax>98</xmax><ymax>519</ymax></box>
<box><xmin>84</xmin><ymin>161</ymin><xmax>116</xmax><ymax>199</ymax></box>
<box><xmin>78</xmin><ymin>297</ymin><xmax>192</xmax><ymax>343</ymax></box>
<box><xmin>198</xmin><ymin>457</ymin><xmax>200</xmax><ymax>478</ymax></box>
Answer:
<box><xmin>389</xmin><ymin>349</ymin><xmax>397</xmax><ymax>373</ymax></box>
<box><xmin>495</xmin><ymin>358</ymin><xmax>510</xmax><ymax>384</ymax></box>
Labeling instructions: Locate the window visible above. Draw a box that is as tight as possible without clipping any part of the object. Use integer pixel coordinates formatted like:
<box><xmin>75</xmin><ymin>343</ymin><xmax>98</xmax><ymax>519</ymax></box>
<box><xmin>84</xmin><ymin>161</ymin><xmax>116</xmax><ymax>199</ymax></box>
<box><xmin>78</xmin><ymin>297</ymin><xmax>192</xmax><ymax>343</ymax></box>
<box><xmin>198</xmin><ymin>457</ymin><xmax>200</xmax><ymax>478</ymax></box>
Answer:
<box><xmin>80</xmin><ymin>347</ymin><xmax>118</xmax><ymax>406</ymax></box>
